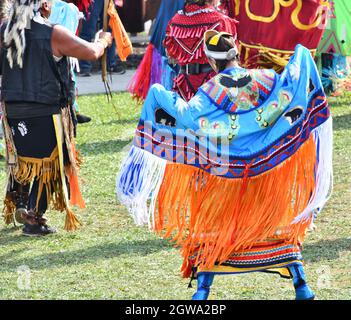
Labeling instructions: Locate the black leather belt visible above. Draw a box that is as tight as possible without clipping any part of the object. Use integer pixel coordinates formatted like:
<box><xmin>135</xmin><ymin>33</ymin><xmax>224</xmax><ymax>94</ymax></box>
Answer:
<box><xmin>180</xmin><ymin>63</ymin><xmax>212</xmax><ymax>75</ymax></box>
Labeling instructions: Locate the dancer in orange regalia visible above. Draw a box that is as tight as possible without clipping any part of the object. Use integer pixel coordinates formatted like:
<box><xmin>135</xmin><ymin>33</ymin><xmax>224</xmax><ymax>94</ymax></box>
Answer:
<box><xmin>117</xmin><ymin>30</ymin><xmax>333</xmax><ymax>300</ymax></box>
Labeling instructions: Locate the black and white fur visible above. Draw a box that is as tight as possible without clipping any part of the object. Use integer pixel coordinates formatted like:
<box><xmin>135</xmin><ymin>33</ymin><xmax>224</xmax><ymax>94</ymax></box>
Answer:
<box><xmin>3</xmin><ymin>0</ymin><xmax>45</xmax><ymax>68</ymax></box>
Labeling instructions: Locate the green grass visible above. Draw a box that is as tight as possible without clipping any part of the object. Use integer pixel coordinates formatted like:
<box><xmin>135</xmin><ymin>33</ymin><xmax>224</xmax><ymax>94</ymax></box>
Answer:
<box><xmin>0</xmin><ymin>92</ymin><xmax>350</xmax><ymax>300</ymax></box>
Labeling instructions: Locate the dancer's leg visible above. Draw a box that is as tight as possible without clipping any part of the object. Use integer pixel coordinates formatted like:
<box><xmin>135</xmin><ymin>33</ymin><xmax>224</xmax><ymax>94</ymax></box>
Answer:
<box><xmin>7</xmin><ymin>180</ymin><xmax>30</xmax><ymax>224</ymax></box>
<box><xmin>192</xmin><ymin>273</ymin><xmax>215</xmax><ymax>300</ymax></box>
<box><xmin>289</xmin><ymin>264</ymin><xmax>315</xmax><ymax>300</ymax></box>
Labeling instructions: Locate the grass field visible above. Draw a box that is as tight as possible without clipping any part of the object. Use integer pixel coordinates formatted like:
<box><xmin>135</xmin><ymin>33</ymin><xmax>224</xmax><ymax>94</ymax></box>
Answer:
<box><xmin>0</xmin><ymin>92</ymin><xmax>350</xmax><ymax>300</ymax></box>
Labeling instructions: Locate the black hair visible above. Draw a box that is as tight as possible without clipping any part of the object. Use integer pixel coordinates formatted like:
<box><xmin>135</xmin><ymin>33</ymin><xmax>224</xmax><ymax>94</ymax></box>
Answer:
<box><xmin>184</xmin><ymin>0</ymin><xmax>214</xmax><ymax>7</ymax></box>
<box><xmin>205</xmin><ymin>34</ymin><xmax>238</xmax><ymax>72</ymax></box>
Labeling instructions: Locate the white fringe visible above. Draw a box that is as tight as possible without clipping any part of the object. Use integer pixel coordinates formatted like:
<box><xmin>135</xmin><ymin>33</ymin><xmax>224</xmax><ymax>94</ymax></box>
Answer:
<box><xmin>116</xmin><ymin>145</ymin><xmax>167</xmax><ymax>228</ymax></box>
<box><xmin>292</xmin><ymin>117</ymin><xmax>334</xmax><ymax>224</ymax></box>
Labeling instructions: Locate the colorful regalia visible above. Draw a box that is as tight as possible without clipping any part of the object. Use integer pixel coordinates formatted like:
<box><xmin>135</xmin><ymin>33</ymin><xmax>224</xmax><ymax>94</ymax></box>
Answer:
<box><xmin>1</xmin><ymin>0</ymin><xmax>85</xmax><ymax>234</ymax></box>
<box><xmin>117</xmin><ymin>45</ymin><xmax>333</xmax><ymax>292</ymax></box>
<box><xmin>231</xmin><ymin>0</ymin><xmax>329</xmax><ymax>72</ymax></box>
<box><xmin>163</xmin><ymin>3</ymin><xmax>238</xmax><ymax>101</ymax></box>
<box><xmin>317</xmin><ymin>0</ymin><xmax>351</xmax><ymax>94</ymax></box>
<box><xmin>128</xmin><ymin>0</ymin><xmax>184</xmax><ymax>100</ymax></box>
<box><xmin>318</xmin><ymin>0</ymin><xmax>351</xmax><ymax>56</ymax></box>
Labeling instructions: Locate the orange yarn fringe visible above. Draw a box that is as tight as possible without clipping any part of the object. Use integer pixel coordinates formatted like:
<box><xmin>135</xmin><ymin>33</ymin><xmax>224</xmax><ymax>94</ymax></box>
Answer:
<box><xmin>154</xmin><ymin>136</ymin><xmax>317</xmax><ymax>275</ymax></box>
<box><xmin>67</xmin><ymin>143</ymin><xmax>85</xmax><ymax>209</ymax></box>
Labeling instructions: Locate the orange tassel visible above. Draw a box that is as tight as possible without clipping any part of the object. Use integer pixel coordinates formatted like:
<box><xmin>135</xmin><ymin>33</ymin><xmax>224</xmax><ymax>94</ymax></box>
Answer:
<box><xmin>154</xmin><ymin>136</ymin><xmax>317</xmax><ymax>275</ymax></box>
<box><xmin>68</xmin><ymin>143</ymin><xmax>85</xmax><ymax>209</ymax></box>
<box><xmin>69</xmin><ymin>173</ymin><xmax>86</xmax><ymax>209</ymax></box>
<box><xmin>108</xmin><ymin>1</ymin><xmax>133</xmax><ymax>62</ymax></box>
<box><xmin>64</xmin><ymin>208</ymin><xmax>81</xmax><ymax>231</ymax></box>
<box><xmin>3</xmin><ymin>196</ymin><xmax>15</xmax><ymax>225</ymax></box>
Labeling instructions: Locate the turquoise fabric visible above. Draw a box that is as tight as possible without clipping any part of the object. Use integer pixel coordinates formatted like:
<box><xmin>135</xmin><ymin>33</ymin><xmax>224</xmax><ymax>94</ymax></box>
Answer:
<box><xmin>49</xmin><ymin>0</ymin><xmax>80</xmax><ymax>112</ymax></box>
<box><xmin>49</xmin><ymin>0</ymin><xmax>80</xmax><ymax>34</ymax></box>
<box><xmin>132</xmin><ymin>45</ymin><xmax>329</xmax><ymax>179</ymax></box>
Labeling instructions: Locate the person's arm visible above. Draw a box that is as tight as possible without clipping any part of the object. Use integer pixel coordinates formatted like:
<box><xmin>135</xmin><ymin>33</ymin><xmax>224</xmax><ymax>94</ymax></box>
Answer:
<box><xmin>51</xmin><ymin>24</ymin><xmax>113</xmax><ymax>60</ymax></box>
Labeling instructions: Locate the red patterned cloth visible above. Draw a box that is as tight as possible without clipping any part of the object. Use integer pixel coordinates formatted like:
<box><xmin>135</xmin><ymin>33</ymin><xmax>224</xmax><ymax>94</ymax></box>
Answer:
<box><xmin>185</xmin><ymin>240</ymin><xmax>303</xmax><ymax>278</ymax></box>
<box><xmin>231</xmin><ymin>0</ymin><xmax>328</xmax><ymax>70</ymax></box>
<box><xmin>164</xmin><ymin>4</ymin><xmax>238</xmax><ymax>101</ymax></box>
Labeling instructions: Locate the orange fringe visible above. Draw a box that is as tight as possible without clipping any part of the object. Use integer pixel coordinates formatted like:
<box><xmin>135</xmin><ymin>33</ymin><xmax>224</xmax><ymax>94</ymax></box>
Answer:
<box><xmin>69</xmin><ymin>173</ymin><xmax>86</xmax><ymax>209</ymax></box>
<box><xmin>64</xmin><ymin>208</ymin><xmax>82</xmax><ymax>231</ymax></box>
<box><xmin>154</xmin><ymin>136</ymin><xmax>316</xmax><ymax>275</ymax></box>
<box><xmin>68</xmin><ymin>143</ymin><xmax>85</xmax><ymax>209</ymax></box>
<box><xmin>108</xmin><ymin>0</ymin><xmax>133</xmax><ymax>62</ymax></box>
<box><xmin>3</xmin><ymin>196</ymin><xmax>15</xmax><ymax>225</ymax></box>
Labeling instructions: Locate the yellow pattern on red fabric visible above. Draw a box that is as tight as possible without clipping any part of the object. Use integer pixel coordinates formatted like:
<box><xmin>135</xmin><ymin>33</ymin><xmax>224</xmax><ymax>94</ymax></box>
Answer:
<box><xmin>243</xmin><ymin>0</ymin><xmax>328</xmax><ymax>30</ymax></box>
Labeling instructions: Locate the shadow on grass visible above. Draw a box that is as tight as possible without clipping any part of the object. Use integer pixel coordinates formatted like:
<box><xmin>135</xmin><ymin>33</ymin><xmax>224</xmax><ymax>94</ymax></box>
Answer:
<box><xmin>0</xmin><ymin>247</ymin><xmax>28</xmax><ymax>264</ymax></box>
<box><xmin>78</xmin><ymin>139</ymin><xmax>132</xmax><ymax>155</ymax></box>
<box><xmin>0</xmin><ymin>226</ymin><xmax>31</xmax><ymax>243</ymax></box>
<box><xmin>96</xmin><ymin>119</ymin><xmax>139</xmax><ymax>127</ymax></box>
<box><xmin>333</xmin><ymin>113</ymin><xmax>351</xmax><ymax>131</ymax></box>
<box><xmin>0</xmin><ymin>239</ymin><xmax>173</xmax><ymax>270</ymax></box>
<box><xmin>303</xmin><ymin>238</ymin><xmax>351</xmax><ymax>263</ymax></box>
<box><xmin>0</xmin><ymin>225</ymin><xmax>69</xmax><ymax>252</ymax></box>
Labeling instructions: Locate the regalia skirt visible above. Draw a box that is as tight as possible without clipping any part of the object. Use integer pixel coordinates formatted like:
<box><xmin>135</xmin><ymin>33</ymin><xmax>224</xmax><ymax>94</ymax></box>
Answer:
<box><xmin>2</xmin><ymin>106</ymin><xmax>85</xmax><ymax>230</ymax></box>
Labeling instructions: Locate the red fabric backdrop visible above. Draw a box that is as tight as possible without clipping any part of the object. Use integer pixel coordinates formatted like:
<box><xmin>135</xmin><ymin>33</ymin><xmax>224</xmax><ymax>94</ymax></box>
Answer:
<box><xmin>229</xmin><ymin>0</ymin><xmax>328</xmax><ymax>69</ymax></box>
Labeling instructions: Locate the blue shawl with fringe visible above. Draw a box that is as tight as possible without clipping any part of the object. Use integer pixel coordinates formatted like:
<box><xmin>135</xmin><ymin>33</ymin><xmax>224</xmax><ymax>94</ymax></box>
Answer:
<box><xmin>132</xmin><ymin>45</ymin><xmax>329</xmax><ymax>179</ymax></box>
<box><xmin>117</xmin><ymin>45</ymin><xmax>333</xmax><ymax>270</ymax></box>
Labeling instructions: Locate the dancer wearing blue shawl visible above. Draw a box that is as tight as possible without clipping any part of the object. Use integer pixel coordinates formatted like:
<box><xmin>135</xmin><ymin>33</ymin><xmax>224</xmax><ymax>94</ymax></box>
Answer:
<box><xmin>117</xmin><ymin>31</ymin><xmax>333</xmax><ymax>300</ymax></box>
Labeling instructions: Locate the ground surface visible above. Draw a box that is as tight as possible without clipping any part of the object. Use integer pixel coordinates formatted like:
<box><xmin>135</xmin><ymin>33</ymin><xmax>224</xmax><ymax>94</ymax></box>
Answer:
<box><xmin>75</xmin><ymin>70</ymin><xmax>136</xmax><ymax>95</ymax></box>
<box><xmin>0</xmin><ymin>92</ymin><xmax>350</xmax><ymax>300</ymax></box>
